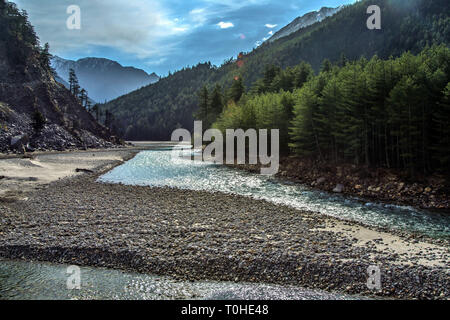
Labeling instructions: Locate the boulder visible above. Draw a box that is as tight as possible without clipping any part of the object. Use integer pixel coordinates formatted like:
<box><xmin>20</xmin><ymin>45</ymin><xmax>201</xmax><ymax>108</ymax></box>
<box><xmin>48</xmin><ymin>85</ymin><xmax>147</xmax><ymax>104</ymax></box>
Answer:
<box><xmin>333</xmin><ymin>184</ymin><xmax>344</xmax><ymax>193</ymax></box>
<box><xmin>10</xmin><ymin>134</ymin><xmax>29</xmax><ymax>149</ymax></box>
<box><xmin>316</xmin><ymin>177</ymin><xmax>326</xmax><ymax>185</ymax></box>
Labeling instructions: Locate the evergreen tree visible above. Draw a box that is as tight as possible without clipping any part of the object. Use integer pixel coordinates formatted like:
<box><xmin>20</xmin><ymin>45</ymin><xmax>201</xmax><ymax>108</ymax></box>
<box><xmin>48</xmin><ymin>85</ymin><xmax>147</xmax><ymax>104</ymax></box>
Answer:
<box><xmin>209</xmin><ymin>84</ymin><xmax>223</xmax><ymax>116</ymax></box>
<box><xmin>321</xmin><ymin>59</ymin><xmax>333</xmax><ymax>73</ymax></box>
<box><xmin>79</xmin><ymin>88</ymin><xmax>87</xmax><ymax>107</ymax></box>
<box><xmin>229</xmin><ymin>77</ymin><xmax>245</xmax><ymax>103</ymax></box>
<box><xmin>68</xmin><ymin>68</ymin><xmax>80</xmax><ymax>97</ymax></box>
<box><xmin>32</xmin><ymin>110</ymin><xmax>46</xmax><ymax>132</ymax></box>
<box><xmin>433</xmin><ymin>82</ymin><xmax>450</xmax><ymax>173</ymax></box>
<box><xmin>195</xmin><ymin>85</ymin><xmax>209</xmax><ymax>124</ymax></box>
<box><xmin>293</xmin><ymin>62</ymin><xmax>314</xmax><ymax>89</ymax></box>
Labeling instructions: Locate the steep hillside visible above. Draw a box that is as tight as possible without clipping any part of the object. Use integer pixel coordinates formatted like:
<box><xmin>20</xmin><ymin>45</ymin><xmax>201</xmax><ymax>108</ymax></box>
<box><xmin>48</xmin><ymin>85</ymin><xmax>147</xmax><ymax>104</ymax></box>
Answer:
<box><xmin>269</xmin><ymin>6</ymin><xmax>342</xmax><ymax>43</ymax></box>
<box><xmin>52</xmin><ymin>56</ymin><xmax>159</xmax><ymax>103</ymax></box>
<box><xmin>101</xmin><ymin>0</ymin><xmax>450</xmax><ymax>141</ymax></box>
<box><xmin>0</xmin><ymin>0</ymin><xmax>117</xmax><ymax>152</ymax></box>
<box><xmin>100</xmin><ymin>63</ymin><xmax>215</xmax><ymax>140</ymax></box>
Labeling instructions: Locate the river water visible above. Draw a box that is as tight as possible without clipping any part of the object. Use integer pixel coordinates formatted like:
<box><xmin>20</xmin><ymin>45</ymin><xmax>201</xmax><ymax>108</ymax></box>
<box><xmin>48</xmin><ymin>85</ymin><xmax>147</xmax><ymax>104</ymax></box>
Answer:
<box><xmin>0</xmin><ymin>260</ymin><xmax>355</xmax><ymax>300</ymax></box>
<box><xmin>1</xmin><ymin>149</ymin><xmax>448</xmax><ymax>300</ymax></box>
<box><xmin>99</xmin><ymin>150</ymin><xmax>450</xmax><ymax>239</ymax></box>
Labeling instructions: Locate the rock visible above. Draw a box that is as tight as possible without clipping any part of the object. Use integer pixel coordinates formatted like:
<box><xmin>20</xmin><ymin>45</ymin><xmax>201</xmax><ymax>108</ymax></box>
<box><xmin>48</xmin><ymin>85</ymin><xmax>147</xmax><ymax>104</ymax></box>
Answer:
<box><xmin>10</xmin><ymin>134</ymin><xmax>29</xmax><ymax>149</ymax></box>
<box><xmin>355</xmin><ymin>184</ymin><xmax>362</xmax><ymax>190</ymax></box>
<box><xmin>397</xmin><ymin>182</ymin><xmax>405</xmax><ymax>192</ymax></box>
<box><xmin>424</xmin><ymin>187</ymin><xmax>432</xmax><ymax>193</ymax></box>
<box><xmin>75</xmin><ymin>168</ymin><xmax>94</xmax><ymax>173</ymax></box>
<box><xmin>316</xmin><ymin>177</ymin><xmax>326</xmax><ymax>185</ymax></box>
<box><xmin>25</xmin><ymin>144</ymin><xmax>35</xmax><ymax>153</ymax></box>
<box><xmin>333</xmin><ymin>184</ymin><xmax>344</xmax><ymax>193</ymax></box>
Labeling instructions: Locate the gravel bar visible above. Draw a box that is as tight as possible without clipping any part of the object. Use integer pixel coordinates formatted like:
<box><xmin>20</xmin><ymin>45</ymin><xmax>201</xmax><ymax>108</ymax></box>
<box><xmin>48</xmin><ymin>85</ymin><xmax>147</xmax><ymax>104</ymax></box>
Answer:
<box><xmin>0</xmin><ymin>150</ymin><xmax>448</xmax><ymax>300</ymax></box>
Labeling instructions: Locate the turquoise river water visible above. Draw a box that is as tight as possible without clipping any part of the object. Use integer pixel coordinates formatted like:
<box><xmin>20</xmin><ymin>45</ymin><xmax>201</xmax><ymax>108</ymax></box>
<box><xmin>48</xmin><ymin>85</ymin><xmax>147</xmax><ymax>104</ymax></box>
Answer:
<box><xmin>1</xmin><ymin>148</ymin><xmax>448</xmax><ymax>300</ymax></box>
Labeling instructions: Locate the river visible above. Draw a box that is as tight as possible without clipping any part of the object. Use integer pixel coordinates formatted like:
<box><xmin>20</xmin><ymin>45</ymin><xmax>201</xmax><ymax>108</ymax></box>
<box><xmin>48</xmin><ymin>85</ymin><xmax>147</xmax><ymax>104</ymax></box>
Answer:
<box><xmin>99</xmin><ymin>149</ymin><xmax>449</xmax><ymax>239</ymax></box>
<box><xmin>1</xmin><ymin>148</ymin><xmax>448</xmax><ymax>300</ymax></box>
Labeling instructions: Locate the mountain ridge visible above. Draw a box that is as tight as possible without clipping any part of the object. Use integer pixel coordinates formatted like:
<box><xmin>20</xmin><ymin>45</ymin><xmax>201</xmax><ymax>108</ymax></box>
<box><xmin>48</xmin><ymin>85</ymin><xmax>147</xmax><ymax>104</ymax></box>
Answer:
<box><xmin>269</xmin><ymin>6</ymin><xmax>342</xmax><ymax>42</ymax></box>
<box><xmin>52</xmin><ymin>56</ymin><xmax>159</xmax><ymax>103</ymax></box>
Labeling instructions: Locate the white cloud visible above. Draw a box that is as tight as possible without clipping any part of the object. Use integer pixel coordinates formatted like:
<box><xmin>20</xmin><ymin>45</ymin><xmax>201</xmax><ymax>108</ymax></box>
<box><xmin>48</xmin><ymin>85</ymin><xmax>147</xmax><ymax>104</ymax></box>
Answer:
<box><xmin>15</xmin><ymin>0</ymin><xmax>182</xmax><ymax>59</ymax></box>
<box><xmin>189</xmin><ymin>8</ymin><xmax>208</xmax><ymax>26</ymax></box>
<box><xmin>265</xmin><ymin>23</ymin><xmax>277</xmax><ymax>28</ymax></box>
<box><xmin>217</xmin><ymin>21</ymin><xmax>234</xmax><ymax>29</ymax></box>
<box><xmin>173</xmin><ymin>27</ymin><xmax>188</xmax><ymax>32</ymax></box>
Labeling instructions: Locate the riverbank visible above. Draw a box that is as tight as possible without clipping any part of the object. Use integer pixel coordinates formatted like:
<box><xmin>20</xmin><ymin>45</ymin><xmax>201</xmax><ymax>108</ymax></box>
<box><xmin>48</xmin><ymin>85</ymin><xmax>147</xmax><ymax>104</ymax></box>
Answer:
<box><xmin>0</xmin><ymin>142</ymin><xmax>179</xmax><ymax>201</ymax></box>
<box><xmin>0</xmin><ymin>149</ymin><xmax>448</xmax><ymax>300</ymax></box>
<box><xmin>229</xmin><ymin>157</ymin><xmax>450</xmax><ymax>211</ymax></box>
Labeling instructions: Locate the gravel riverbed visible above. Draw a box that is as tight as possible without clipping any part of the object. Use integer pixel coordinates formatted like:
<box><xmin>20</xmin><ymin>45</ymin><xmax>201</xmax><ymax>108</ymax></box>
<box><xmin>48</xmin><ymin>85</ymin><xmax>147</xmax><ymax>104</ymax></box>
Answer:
<box><xmin>0</xmin><ymin>150</ymin><xmax>448</xmax><ymax>300</ymax></box>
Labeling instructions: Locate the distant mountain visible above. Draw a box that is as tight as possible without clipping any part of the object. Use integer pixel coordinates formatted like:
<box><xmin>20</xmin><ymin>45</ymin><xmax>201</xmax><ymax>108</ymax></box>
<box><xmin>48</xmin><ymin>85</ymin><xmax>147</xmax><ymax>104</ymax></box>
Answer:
<box><xmin>51</xmin><ymin>56</ymin><xmax>159</xmax><ymax>103</ymax></box>
<box><xmin>269</xmin><ymin>6</ymin><xmax>342</xmax><ymax>42</ymax></box>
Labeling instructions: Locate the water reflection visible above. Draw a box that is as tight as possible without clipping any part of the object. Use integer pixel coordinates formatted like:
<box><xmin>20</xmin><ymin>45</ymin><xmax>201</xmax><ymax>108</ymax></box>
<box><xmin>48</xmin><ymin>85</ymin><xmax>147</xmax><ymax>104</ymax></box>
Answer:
<box><xmin>0</xmin><ymin>260</ymin><xmax>355</xmax><ymax>300</ymax></box>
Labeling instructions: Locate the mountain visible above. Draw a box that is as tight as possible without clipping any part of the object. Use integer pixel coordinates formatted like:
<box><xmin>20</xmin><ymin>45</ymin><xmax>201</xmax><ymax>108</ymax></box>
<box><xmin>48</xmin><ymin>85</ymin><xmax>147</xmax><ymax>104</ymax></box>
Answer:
<box><xmin>269</xmin><ymin>6</ymin><xmax>342</xmax><ymax>42</ymax></box>
<box><xmin>0</xmin><ymin>0</ymin><xmax>117</xmax><ymax>152</ymax></box>
<box><xmin>51</xmin><ymin>56</ymin><xmax>159</xmax><ymax>103</ymax></box>
<box><xmin>101</xmin><ymin>0</ymin><xmax>450</xmax><ymax>141</ymax></box>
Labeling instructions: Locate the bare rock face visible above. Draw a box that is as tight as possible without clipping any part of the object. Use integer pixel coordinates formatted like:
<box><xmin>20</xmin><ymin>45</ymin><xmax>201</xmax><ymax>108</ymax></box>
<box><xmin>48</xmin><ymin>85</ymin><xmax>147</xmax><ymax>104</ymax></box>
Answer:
<box><xmin>269</xmin><ymin>6</ymin><xmax>342</xmax><ymax>43</ymax></box>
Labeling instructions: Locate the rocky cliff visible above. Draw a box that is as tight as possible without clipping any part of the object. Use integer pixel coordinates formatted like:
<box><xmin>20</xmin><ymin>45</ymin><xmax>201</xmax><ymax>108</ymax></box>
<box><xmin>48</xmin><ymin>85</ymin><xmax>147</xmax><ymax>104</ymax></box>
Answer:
<box><xmin>0</xmin><ymin>0</ymin><xmax>117</xmax><ymax>153</ymax></box>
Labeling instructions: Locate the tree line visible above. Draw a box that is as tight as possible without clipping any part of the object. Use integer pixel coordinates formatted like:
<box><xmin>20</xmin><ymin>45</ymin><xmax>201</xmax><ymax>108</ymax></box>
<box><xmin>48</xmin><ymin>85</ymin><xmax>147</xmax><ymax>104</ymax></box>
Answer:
<box><xmin>204</xmin><ymin>46</ymin><xmax>450</xmax><ymax>177</ymax></box>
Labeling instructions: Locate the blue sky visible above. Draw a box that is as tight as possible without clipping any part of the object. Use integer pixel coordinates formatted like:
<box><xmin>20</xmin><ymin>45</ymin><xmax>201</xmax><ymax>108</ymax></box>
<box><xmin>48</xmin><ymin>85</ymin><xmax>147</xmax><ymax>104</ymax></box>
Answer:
<box><xmin>14</xmin><ymin>0</ymin><xmax>355</xmax><ymax>76</ymax></box>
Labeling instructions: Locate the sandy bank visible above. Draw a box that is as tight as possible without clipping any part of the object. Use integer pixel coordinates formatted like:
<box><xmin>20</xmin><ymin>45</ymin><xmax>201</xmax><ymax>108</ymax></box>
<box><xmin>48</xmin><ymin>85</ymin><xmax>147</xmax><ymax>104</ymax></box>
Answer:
<box><xmin>0</xmin><ymin>150</ymin><xmax>131</xmax><ymax>201</ymax></box>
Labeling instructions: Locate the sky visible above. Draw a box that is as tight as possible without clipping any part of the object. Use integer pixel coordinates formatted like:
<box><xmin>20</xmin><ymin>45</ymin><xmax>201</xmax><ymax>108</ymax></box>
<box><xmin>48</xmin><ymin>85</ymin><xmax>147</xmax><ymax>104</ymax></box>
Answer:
<box><xmin>13</xmin><ymin>0</ymin><xmax>355</xmax><ymax>76</ymax></box>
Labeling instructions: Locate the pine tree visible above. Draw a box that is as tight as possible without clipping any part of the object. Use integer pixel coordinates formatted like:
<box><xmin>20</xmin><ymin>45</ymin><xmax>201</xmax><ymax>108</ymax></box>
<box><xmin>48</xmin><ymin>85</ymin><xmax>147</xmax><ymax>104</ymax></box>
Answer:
<box><xmin>32</xmin><ymin>110</ymin><xmax>46</xmax><ymax>132</ymax></box>
<box><xmin>209</xmin><ymin>84</ymin><xmax>223</xmax><ymax>117</ymax></box>
<box><xmin>68</xmin><ymin>68</ymin><xmax>80</xmax><ymax>97</ymax></box>
<box><xmin>321</xmin><ymin>59</ymin><xmax>333</xmax><ymax>73</ymax></box>
<box><xmin>195</xmin><ymin>85</ymin><xmax>209</xmax><ymax>124</ymax></box>
<box><xmin>229</xmin><ymin>77</ymin><xmax>245</xmax><ymax>103</ymax></box>
<box><xmin>262</xmin><ymin>65</ymin><xmax>281</xmax><ymax>91</ymax></box>
<box><xmin>293</xmin><ymin>62</ymin><xmax>314</xmax><ymax>89</ymax></box>
<box><xmin>79</xmin><ymin>88</ymin><xmax>87</xmax><ymax>107</ymax></box>
<box><xmin>433</xmin><ymin>82</ymin><xmax>450</xmax><ymax>173</ymax></box>
<box><xmin>39</xmin><ymin>42</ymin><xmax>52</xmax><ymax>70</ymax></box>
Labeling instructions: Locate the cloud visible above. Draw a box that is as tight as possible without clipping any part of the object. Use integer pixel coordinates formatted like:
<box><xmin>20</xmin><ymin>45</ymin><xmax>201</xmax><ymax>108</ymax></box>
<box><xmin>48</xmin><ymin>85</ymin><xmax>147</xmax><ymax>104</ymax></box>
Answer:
<box><xmin>13</xmin><ymin>0</ymin><xmax>356</xmax><ymax>75</ymax></box>
<box><xmin>217</xmin><ymin>21</ymin><xmax>234</xmax><ymax>29</ymax></box>
<box><xmin>14</xmin><ymin>0</ymin><xmax>183</xmax><ymax>59</ymax></box>
<box><xmin>189</xmin><ymin>8</ymin><xmax>208</xmax><ymax>26</ymax></box>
